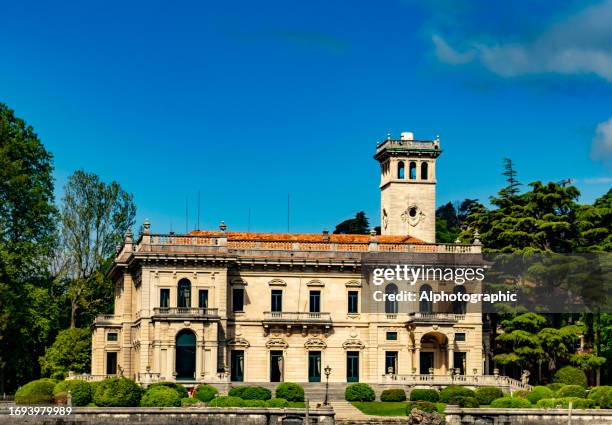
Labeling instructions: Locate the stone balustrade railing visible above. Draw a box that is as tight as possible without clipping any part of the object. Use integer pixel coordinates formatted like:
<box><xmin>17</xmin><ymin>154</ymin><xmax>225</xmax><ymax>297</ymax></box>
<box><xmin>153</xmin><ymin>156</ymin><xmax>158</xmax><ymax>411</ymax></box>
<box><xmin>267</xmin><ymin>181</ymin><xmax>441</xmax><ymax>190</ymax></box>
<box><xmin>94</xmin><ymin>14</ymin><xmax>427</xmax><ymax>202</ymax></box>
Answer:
<box><xmin>263</xmin><ymin>311</ymin><xmax>332</xmax><ymax>322</ymax></box>
<box><xmin>383</xmin><ymin>373</ymin><xmax>530</xmax><ymax>391</ymax></box>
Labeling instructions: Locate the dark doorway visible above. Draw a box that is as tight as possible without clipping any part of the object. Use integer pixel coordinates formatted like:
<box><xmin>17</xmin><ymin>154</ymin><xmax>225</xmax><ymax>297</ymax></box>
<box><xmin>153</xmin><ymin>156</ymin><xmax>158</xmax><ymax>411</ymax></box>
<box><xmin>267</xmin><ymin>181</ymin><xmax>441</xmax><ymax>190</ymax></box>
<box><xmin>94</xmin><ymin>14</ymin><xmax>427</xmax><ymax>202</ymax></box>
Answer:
<box><xmin>106</xmin><ymin>352</ymin><xmax>117</xmax><ymax>375</ymax></box>
<box><xmin>347</xmin><ymin>351</ymin><xmax>359</xmax><ymax>382</ymax></box>
<box><xmin>454</xmin><ymin>352</ymin><xmax>467</xmax><ymax>375</ymax></box>
<box><xmin>420</xmin><ymin>351</ymin><xmax>434</xmax><ymax>374</ymax></box>
<box><xmin>308</xmin><ymin>351</ymin><xmax>321</xmax><ymax>382</ymax></box>
<box><xmin>231</xmin><ymin>350</ymin><xmax>244</xmax><ymax>381</ymax></box>
<box><xmin>176</xmin><ymin>330</ymin><xmax>196</xmax><ymax>380</ymax></box>
<box><xmin>270</xmin><ymin>350</ymin><xmax>283</xmax><ymax>382</ymax></box>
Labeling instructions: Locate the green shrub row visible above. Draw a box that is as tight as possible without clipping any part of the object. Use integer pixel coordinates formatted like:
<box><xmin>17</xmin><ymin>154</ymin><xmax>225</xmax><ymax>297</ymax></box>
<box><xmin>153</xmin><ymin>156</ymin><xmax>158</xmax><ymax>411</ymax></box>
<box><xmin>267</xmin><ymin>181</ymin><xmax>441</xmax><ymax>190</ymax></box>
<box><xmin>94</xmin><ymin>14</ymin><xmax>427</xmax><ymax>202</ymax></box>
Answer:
<box><xmin>490</xmin><ymin>397</ymin><xmax>531</xmax><ymax>408</ymax></box>
<box><xmin>228</xmin><ymin>386</ymin><xmax>272</xmax><ymax>401</ymax></box>
<box><xmin>345</xmin><ymin>383</ymin><xmax>376</xmax><ymax>402</ymax></box>
<box><xmin>208</xmin><ymin>396</ymin><xmax>290</xmax><ymax>408</ymax></box>
<box><xmin>536</xmin><ymin>397</ymin><xmax>594</xmax><ymax>409</ymax></box>
<box><xmin>410</xmin><ymin>389</ymin><xmax>439</xmax><ymax>402</ymax></box>
<box><xmin>381</xmin><ymin>389</ymin><xmax>406</xmax><ymax>402</ymax></box>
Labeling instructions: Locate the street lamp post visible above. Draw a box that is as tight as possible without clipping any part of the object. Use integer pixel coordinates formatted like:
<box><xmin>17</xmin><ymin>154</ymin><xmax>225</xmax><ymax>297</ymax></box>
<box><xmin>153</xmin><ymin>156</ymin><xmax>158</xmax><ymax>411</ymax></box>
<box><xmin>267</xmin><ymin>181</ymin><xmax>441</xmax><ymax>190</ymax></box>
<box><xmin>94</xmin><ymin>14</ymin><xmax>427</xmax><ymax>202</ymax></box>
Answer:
<box><xmin>323</xmin><ymin>365</ymin><xmax>332</xmax><ymax>406</ymax></box>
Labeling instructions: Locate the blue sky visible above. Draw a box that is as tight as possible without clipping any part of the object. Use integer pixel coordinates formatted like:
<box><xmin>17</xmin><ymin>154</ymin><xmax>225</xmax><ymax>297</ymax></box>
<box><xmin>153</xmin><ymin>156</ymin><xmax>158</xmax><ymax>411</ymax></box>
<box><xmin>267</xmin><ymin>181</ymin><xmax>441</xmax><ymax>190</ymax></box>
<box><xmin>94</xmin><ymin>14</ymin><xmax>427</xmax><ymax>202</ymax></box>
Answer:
<box><xmin>1</xmin><ymin>0</ymin><xmax>611</xmax><ymax>234</ymax></box>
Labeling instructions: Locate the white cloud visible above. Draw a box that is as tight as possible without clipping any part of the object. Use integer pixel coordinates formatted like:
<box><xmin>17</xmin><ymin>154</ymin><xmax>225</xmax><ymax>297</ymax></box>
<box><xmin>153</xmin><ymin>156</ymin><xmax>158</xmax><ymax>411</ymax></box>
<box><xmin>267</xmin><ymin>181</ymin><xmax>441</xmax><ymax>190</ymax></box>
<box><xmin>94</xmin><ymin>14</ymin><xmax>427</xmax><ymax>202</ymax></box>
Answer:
<box><xmin>591</xmin><ymin>117</ymin><xmax>612</xmax><ymax>161</ymax></box>
<box><xmin>433</xmin><ymin>0</ymin><xmax>612</xmax><ymax>82</ymax></box>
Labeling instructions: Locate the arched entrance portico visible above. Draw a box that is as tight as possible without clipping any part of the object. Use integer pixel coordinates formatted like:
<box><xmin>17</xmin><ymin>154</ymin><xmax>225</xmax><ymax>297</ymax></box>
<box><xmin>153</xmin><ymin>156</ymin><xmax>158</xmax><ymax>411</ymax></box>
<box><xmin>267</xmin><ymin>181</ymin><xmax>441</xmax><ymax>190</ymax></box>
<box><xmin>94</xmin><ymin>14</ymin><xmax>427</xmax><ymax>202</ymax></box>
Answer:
<box><xmin>176</xmin><ymin>329</ymin><xmax>196</xmax><ymax>380</ymax></box>
<box><xmin>419</xmin><ymin>332</ymin><xmax>448</xmax><ymax>375</ymax></box>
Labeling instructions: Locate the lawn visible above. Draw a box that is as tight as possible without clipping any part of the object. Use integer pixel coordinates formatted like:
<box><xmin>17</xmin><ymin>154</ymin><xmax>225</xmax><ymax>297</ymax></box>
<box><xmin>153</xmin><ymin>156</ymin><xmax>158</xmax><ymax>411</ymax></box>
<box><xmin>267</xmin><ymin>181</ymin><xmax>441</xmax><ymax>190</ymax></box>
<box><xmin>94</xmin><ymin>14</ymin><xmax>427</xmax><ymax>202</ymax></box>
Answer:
<box><xmin>351</xmin><ymin>402</ymin><xmax>446</xmax><ymax>416</ymax></box>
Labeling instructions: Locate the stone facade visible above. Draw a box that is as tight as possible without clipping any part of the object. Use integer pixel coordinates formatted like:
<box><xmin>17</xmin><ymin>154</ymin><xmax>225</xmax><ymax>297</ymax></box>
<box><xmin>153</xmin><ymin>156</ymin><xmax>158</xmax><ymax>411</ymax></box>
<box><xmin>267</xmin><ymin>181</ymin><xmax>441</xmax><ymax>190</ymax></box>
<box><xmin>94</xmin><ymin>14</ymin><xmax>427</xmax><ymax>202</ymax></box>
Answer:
<box><xmin>89</xmin><ymin>133</ymin><xmax>520</xmax><ymax>391</ymax></box>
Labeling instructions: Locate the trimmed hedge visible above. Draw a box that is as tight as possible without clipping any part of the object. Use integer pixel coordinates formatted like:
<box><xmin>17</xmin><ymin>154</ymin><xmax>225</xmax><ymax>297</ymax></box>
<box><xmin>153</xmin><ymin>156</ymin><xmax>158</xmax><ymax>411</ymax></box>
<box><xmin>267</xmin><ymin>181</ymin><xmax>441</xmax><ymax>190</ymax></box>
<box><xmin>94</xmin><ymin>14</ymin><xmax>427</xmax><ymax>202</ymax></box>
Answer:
<box><xmin>93</xmin><ymin>377</ymin><xmax>142</xmax><ymax>407</ymax></box>
<box><xmin>209</xmin><ymin>396</ymin><xmax>245</xmax><ymax>407</ymax></box>
<box><xmin>265</xmin><ymin>398</ymin><xmax>289</xmax><ymax>408</ymax></box>
<box><xmin>449</xmin><ymin>396</ymin><xmax>479</xmax><ymax>408</ymax></box>
<box><xmin>229</xmin><ymin>386</ymin><xmax>272</xmax><ymax>401</ymax></box>
<box><xmin>410</xmin><ymin>388</ymin><xmax>440</xmax><ymax>403</ymax></box>
<box><xmin>345</xmin><ymin>383</ymin><xmax>375</xmax><ymax>402</ymax></box>
<box><xmin>490</xmin><ymin>397</ymin><xmax>531</xmax><ymax>408</ymax></box>
<box><xmin>381</xmin><ymin>388</ymin><xmax>406</xmax><ymax>402</ymax></box>
<box><xmin>406</xmin><ymin>400</ymin><xmax>437</xmax><ymax>414</ymax></box>
<box><xmin>526</xmin><ymin>386</ymin><xmax>554</xmax><ymax>405</ymax></box>
<box><xmin>147</xmin><ymin>382</ymin><xmax>188</xmax><ymax>398</ymax></box>
<box><xmin>140</xmin><ymin>386</ymin><xmax>181</xmax><ymax>407</ymax></box>
<box><xmin>15</xmin><ymin>379</ymin><xmax>57</xmax><ymax>404</ymax></box>
<box><xmin>546</xmin><ymin>383</ymin><xmax>565</xmax><ymax>392</ymax></box>
<box><xmin>553</xmin><ymin>366</ymin><xmax>587</xmax><ymax>388</ymax></box>
<box><xmin>243</xmin><ymin>399</ymin><xmax>266</xmax><ymax>407</ymax></box>
<box><xmin>195</xmin><ymin>384</ymin><xmax>218</xmax><ymax>402</ymax></box>
<box><xmin>556</xmin><ymin>385</ymin><xmax>587</xmax><ymax>399</ymax></box>
<box><xmin>439</xmin><ymin>386</ymin><xmax>475</xmax><ymax>403</ymax></box>
<box><xmin>475</xmin><ymin>387</ymin><xmax>503</xmax><ymax>405</ymax></box>
<box><xmin>588</xmin><ymin>386</ymin><xmax>612</xmax><ymax>407</ymax></box>
<box><xmin>513</xmin><ymin>390</ymin><xmax>529</xmax><ymax>398</ymax></box>
<box><xmin>275</xmin><ymin>382</ymin><xmax>305</xmax><ymax>402</ymax></box>
<box><xmin>536</xmin><ymin>397</ymin><xmax>594</xmax><ymax>409</ymax></box>
<box><xmin>181</xmin><ymin>397</ymin><xmax>201</xmax><ymax>406</ymax></box>
<box><xmin>53</xmin><ymin>380</ymin><xmax>92</xmax><ymax>406</ymax></box>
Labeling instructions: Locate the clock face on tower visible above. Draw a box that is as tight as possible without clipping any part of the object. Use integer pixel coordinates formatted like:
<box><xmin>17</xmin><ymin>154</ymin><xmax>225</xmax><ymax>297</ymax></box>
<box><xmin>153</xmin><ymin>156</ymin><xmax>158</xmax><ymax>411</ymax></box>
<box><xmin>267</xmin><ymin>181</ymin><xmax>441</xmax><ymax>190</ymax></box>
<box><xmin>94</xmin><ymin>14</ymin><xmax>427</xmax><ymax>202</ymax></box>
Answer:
<box><xmin>401</xmin><ymin>204</ymin><xmax>425</xmax><ymax>227</ymax></box>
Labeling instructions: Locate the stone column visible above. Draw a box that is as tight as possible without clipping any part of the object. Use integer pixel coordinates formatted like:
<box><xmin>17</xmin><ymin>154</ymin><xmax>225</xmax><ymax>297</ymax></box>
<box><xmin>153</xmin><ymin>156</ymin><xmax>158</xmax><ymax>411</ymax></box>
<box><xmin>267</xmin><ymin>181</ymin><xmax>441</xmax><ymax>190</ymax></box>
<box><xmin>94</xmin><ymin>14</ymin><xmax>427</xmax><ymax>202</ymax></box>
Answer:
<box><xmin>414</xmin><ymin>344</ymin><xmax>421</xmax><ymax>374</ymax></box>
<box><xmin>408</xmin><ymin>345</ymin><xmax>413</xmax><ymax>373</ymax></box>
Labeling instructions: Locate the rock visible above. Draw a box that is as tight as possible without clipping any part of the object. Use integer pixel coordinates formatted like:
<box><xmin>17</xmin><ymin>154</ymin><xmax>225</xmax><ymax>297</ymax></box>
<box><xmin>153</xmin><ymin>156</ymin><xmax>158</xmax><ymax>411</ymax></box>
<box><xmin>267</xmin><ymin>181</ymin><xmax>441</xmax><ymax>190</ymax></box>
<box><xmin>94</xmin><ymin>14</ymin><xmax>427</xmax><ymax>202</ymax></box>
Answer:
<box><xmin>407</xmin><ymin>408</ymin><xmax>445</xmax><ymax>425</ymax></box>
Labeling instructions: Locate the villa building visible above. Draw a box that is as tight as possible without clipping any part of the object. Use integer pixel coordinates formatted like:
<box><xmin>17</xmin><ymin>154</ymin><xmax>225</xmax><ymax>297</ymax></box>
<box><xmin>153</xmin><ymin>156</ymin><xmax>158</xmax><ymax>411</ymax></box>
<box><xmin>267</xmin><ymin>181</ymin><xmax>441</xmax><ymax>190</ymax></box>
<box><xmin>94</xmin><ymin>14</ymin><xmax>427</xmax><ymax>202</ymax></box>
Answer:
<box><xmin>89</xmin><ymin>132</ymin><xmax>526</xmax><ymax>391</ymax></box>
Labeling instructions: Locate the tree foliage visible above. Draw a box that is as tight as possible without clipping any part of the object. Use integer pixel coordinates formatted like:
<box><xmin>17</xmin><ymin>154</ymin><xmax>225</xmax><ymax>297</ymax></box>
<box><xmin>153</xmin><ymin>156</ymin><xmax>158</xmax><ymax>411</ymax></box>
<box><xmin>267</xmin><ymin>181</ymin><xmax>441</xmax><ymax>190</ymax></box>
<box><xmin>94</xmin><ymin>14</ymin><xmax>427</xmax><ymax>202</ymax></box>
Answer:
<box><xmin>333</xmin><ymin>211</ymin><xmax>370</xmax><ymax>234</ymax></box>
<box><xmin>39</xmin><ymin>327</ymin><xmax>91</xmax><ymax>379</ymax></box>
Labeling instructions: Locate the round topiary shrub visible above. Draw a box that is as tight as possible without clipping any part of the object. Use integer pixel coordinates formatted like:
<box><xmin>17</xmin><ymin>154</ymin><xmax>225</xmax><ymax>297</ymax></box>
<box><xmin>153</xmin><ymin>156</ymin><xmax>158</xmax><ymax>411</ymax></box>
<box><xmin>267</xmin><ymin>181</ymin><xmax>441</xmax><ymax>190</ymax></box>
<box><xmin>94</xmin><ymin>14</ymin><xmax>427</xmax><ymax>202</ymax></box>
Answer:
<box><xmin>15</xmin><ymin>379</ymin><xmax>57</xmax><ymax>404</ymax></box>
<box><xmin>93</xmin><ymin>377</ymin><xmax>142</xmax><ymax>407</ymax></box>
<box><xmin>490</xmin><ymin>397</ymin><xmax>531</xmax><ymax>408</ymax></box>
<box><xmin>475</xmin><ymin>387</ymin><xmax>503</xmax><ymax>405</ymax></box>
<box><xmin>381</xmin><ymin>388</ymin><xmax>406</xmax><ymax>402</ymax></box>
<box><xmin>195</xmin><ymin>384</ymin><xmax>218</xmax><ymax>402</ymax></box>
<box><xmin>345</xmin><ymin>383</ymin><xmax>375</xmax><ymax>402</ymax></box>
<box><xmin>536</xmin><ymin>398</ymin><xmax>559</xmax><ymax>408</ymax></box>
<box><xmin>406</xmin><ymin>401</ymin><xmax>437</xmax><ymax>414</ymax></box>
<box><xmin>526</xmin><ymin>386</ymin><xmax>554</xmax><ymax>405</ymax></box>
<box><xmin>556</xmin><ymin>385</ymin><xmax>587</xmax><ymax>399</ymax></box>
<box><xmin>229</xmin><ymin>385</ymin><xmax>272</xmax><ymax>400</ymax></box>
<box><xmin>209</xmin><ymin>396</ymin><xmax>245</xmax><ymax>407</ymax></box>
<box><xmin>449</xmin><ymin>396</ymin><xmax>479</xmax><ymax>408</ymax></box>
<box><xmin>53</xmin><ymin>380</ymin><xmax>92</xmax><ymax>406</ymax></box>
<box><xmin>553</xmin><ymin>366</ymin><xmax>587</xmax><ymax>388</ymax></box>
<box><xmin>265</xmin><ymin>398</ymin><xmax>289</xmax><ymax>408</ymax></box>
<box><xmin>275</xmin><ymin>382</ymin><xmax>305</xmax><ymax>402</ymax></box>
<box><xmin>439</xmin><ymin>386</ymin><xmax>476</xmax><ymax>403</ymax></box>
<box><xmin>588</xmin><ymin>386</ymin><xmax>612</xmax><ymax>407</ymax></box>
<box><xmin>410</xmin><ymin>388</ymin><xmax>440</xmax><ymax>402</ymax></box>
<box><xmin>557</xmin><ymin>397</ymin><xmax>594</xmax><ymax>409</ymax></box>
<box><xmin>147</xmin><ymin>382</ymin><xmax>188</xmax><ymax>398</ymax></box>
<box><xmin>140</xmin><ymin>386</ymin><xmax>181</xmax><ymax>407</ymax></box>
<box><xmin>243</xmin><ymin>399</ymin><xmax>266</xmax><ymax>407</ymax></box>
<box><xmin>546</xmin><ymin>383</ymin><xmax>565</xmax><ymax>392</ymax></box>
<box><xmin>181</xmin><ymin>397</ymin><xmax>201</xmax><ymax>406</ymax></box>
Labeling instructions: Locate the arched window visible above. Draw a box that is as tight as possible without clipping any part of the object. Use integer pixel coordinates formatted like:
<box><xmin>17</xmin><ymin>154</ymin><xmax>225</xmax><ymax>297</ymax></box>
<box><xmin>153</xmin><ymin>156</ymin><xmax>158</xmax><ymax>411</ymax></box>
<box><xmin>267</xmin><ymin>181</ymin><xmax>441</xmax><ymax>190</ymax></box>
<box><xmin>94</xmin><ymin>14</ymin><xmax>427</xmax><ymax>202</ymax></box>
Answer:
<box><xmin>421</xmin><ymin>162</ymin><xmax>428</xmax><ymax>180</ymax></box>
<box><xmin>177</xmin><ymin>279</ymin><xmax>191</xmax><ymax>309</ymax></box>
<box><xmin>175</xmin><ymin>329</ymin><xmax>196</xmax><ymax>380</ymax></box>
<box><xmin>385</xmin><ymin>283</ymin><xmax>398</xmax><ymax>314</ymax></box>
<box><xmin>419</xmin><ymin>284</ymin><xmax>432</xmax><ymax>313</ymax></box>
<box><xmin>453</xmin><ymin>285</ymin><xmax>467</xmax><ymax>314</ymax></box>
<box><xmin>397</xmin><ymin>162</ymin><xmax>405</xmax><ymax>179</ymax></box>
<box><xmin>409</xmin><ymin>162</ymin><xmax>417</xmax><ymax>180</ymax></box>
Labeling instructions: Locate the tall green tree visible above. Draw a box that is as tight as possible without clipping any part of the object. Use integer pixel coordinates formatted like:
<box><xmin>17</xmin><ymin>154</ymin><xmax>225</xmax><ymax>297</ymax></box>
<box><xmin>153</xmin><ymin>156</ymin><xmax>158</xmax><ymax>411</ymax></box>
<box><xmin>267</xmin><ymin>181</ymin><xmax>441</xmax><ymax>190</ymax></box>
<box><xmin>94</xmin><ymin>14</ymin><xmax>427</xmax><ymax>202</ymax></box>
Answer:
<box><xmin>39</xmin><ymin>327</ymin><xmax>91</xmax><ymax>379</ymax></box>
<box><xmin>0</xmin><ymin>103</ymin><xmax>59</xmax><ymax>392</ymax></box>
<box><xmin>435</xmin><ymin>199</ymin><xmax>480</xmax><ymax>243</ymax></box>
<box><xmin>57</xmin><ymin>170</ymin><xmax>136</xmax><ymax>328</ymax></box>
<box><xmin>333</xmin><ymin>211</ymin><xmax>370</xmax><ymax>234</ymax></box>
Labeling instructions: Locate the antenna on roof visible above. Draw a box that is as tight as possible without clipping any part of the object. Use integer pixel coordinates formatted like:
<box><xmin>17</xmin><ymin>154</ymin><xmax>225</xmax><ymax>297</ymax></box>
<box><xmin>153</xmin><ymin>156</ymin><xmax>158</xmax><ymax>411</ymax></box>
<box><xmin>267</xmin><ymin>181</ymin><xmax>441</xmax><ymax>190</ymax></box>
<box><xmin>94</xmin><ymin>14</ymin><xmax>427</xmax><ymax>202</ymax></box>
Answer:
<box><xmin>287</xmin><ymin>193</ymin><xmax>291</xmax><ymax>233</ymax></box>
<box><xmin>197</xmin><ymin>190</ymin><xmax>201</xmax><ymax>230</ymax></box>
<box><xmin>248</xmin><ymin>208</ymin><xmax>251</xmax><ymax>232</ymax></box>
<box><xmin>185</xmin><ymin>196</ymin><xmax>189</xmax><ymax>233</ymax></box>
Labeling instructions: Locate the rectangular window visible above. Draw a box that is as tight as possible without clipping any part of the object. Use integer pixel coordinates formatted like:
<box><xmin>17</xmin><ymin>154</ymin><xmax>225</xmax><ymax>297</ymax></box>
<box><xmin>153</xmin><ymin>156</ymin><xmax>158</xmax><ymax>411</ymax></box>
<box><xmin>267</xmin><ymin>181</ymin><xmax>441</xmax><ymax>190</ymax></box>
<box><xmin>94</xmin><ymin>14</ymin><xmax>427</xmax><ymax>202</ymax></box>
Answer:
<box><xmin>160</xmin><ymin>288</ymin><xmax>170</xmax><ymax>308</ymax></box>
<box><xmin>308</xmin><ymin>351</ymin><xmax>321</xmax><ymax>382</ymax></box>
<box><xmin>233</xmin><ymin>288</ymin><xmax>244</xmax><ymax>312</ymax></box>
<box><xmin>347</xmin><ymin>351</ymin><xmax>359</xmax><ymax>382</ymax></box>
<box><xmin>198</xmin><ymin>289</ymin><xmax>209</xmax><ymax>309</ymax></box>
<box><xmin>385</xmin><ymin>351</ymin><xmax>398</xmax><ymax>375</ymax></box>
<box><xmin>455</xmin><ymin>333</ymin><xmax>466</xmax><ymax>342</ymax></box>
<box><xmin>106</xmin><ymin>352</ymin><xmax>117</xmax><ymax>375</ymax></box>
<box><xmin>107</xmin><ymin>332</ymin><xmax>118</xmax><ymax>342</ymax></box>
<box><xmin>309</xmin><ymin>290</ymin><xmax>321</xmax><ymax>313</ymax></box>
<box><xmin>271</xmin><ymin>290</ymin><xmax>283</xmax><ymax>312</ymax></box>
<box><xmin>386</xmin><ymin>331</ymin><xmax>398</xmax><ymax>341</ymax></box>
<box><xmin>347</xmin><ymin>291</ymin><xmax>359</xmax><ymax>314</ymax></box>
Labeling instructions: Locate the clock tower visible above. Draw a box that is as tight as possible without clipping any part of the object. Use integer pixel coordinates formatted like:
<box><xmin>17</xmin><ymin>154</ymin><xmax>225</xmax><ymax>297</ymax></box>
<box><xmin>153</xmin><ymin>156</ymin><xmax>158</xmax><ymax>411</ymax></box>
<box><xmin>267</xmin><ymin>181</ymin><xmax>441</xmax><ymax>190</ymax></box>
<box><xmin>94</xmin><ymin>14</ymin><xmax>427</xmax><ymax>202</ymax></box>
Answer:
<box><xmin>374</xmin><ymin>131</ymin><xmax>441</xmax><ymax>243</ymax></box>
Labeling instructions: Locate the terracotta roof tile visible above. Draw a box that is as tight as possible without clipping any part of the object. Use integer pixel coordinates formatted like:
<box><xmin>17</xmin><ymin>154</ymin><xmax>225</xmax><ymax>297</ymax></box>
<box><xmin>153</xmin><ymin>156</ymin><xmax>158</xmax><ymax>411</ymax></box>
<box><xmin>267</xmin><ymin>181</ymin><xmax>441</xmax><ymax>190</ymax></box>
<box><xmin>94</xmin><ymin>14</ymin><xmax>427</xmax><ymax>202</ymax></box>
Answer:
<box><xmin>187</xmin><ymin>230</ymin><xmax>423</xmax><ymax>244</ymax></box>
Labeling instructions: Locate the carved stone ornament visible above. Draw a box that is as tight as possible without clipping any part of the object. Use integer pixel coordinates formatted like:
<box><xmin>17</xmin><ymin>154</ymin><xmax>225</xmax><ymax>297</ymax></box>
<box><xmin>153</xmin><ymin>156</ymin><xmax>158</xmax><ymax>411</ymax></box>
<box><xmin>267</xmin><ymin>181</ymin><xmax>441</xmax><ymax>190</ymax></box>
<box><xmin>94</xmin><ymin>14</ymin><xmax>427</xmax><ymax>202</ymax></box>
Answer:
<box><xmin>401</xmin><ymin>204</ymin><xmax>425</xmax><ymax>227</ymax></box>
<box><xmin>342</xmin><ymin>339</ymin><xmax>365</xmax><ymax>350</ymax></box>
<box><xmin>382</xmin><ymin>208</ymin><xmax>389</xmax><ymax>229</ymax></box>
<box><xmin>265</xmin><ymin>338</ymin><xmax>288</xmax><ymax>349</ymax></box>
<box><xmin>227</xmin><ymin>337</ymin><xmax>250</xmax><ymax>348</ymax></box>
<box><xmin>304</xmin><ymin>338</ymin><xmax>327</xmax><ymax>349</ymax></box>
